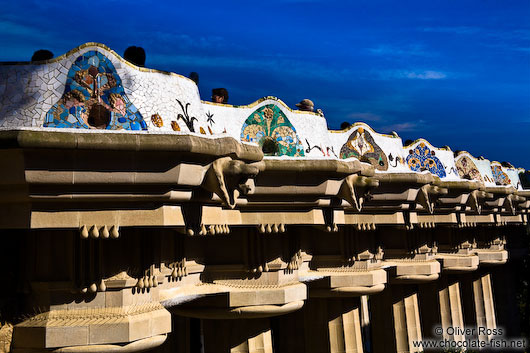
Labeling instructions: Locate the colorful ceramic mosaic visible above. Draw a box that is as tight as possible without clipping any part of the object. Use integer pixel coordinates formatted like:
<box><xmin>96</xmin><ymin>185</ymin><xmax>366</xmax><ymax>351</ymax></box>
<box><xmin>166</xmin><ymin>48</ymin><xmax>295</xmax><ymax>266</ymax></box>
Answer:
<box><xmin>305</xmin><ymin>139</ymin><xmax>326</xmax><ymax>156</ymax></box>
<box><xmin>171</xmin><ymin>121</ymin><xmax>181</xmax><ymax>131</ymax></box>
<box><xmin>176</xmin><ymin>99</ymin><xmax>197</xmax><ymax>132</ymax></box>
<box><xmin>388</xmin><ymin>153</ymin><xmax>406</xmax><ymax>168</ymax></box>
<box><xmin>240</xmin><ymin>104</ymin><xmax>304</xmax><ymax>157</ymax></box>
<box><xmin>406</xmin><ymin>142</ymin><xmax>446</xmax><ymax>177</ymax></box>
<box><xmin>151</xmin><ymin>113</ymin><xmax>163</xmax><ymax>127</ymax></box>
<box><xmin>340</xmin><ymin>127</ymin><xmax>388</xmax><ymax>171</ymax></box>
<box><xmin>455</xmin><ymin>156</ymin><xmax>483</xmax><ymax>182</ymax></box>
<box><xmin>44</xmin><ymin>51</ymin><xmax>147</xmax><ymax>130</ymax></box>
<box><xmin>206</xmin><ymin>111</ymin><xmax>215</xmax><ymax>125</ymax></box>
<box><xmin>491</xmin><ymin>165</ymin><xmax>511</xmax><ymax>186</ymax></box>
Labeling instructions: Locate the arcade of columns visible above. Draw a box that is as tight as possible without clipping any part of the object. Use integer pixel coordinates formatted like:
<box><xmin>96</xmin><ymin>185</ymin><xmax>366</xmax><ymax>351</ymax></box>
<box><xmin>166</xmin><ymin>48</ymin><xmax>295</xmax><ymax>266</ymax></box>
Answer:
<box><xmin>0</xmin><ymin>130</ymin><xmax>527</xmax><ymax>353</ymax></box>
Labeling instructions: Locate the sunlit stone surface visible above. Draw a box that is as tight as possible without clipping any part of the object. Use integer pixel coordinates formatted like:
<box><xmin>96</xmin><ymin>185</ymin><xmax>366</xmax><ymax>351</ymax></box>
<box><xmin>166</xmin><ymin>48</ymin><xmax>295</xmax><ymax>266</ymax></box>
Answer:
<box><xmin>0</xmin><ymin>43</ymin><xmax>528</xmax><ymax>353</ymax></box>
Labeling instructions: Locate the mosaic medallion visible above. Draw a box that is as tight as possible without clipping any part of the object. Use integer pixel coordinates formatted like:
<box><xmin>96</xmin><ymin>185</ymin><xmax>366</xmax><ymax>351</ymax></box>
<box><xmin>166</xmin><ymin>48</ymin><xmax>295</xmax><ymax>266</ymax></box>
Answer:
<box><xmin>406</xmin><ymin>142</ymin><xmax>446</xmax><ymax>177</ymax></box>
<box><xmin>340</xmin><ymin>127</ymin><xmax>388</xmax><ymax>171</ymax></box>
<box><xmin>491</xmin><ymin>165</ymin><xmax>511</xmax><ymax>186</ymax></box>
<box><xmin>455</xmin><ymin>156</ymin><xmax>483</xmax><ymax>182</ymax></box>
<box><xmin>240</xmin><ymin>104</ymin><xmax>304</xmax><ymax>157</ymax></box>
<box><xmin>44</xmin><ymin>51</ymin><xmax>147</xmax><ymax>130</ymax></box>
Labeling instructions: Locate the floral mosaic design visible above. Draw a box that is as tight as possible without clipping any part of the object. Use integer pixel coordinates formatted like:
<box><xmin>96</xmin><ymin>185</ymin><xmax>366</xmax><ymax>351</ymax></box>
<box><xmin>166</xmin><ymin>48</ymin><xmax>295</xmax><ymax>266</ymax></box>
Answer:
<box><xmin>176</xmin><ymin>99</ymin><xmax>197</xmax><ymax>132</ymax></box>
<box><xmin>455</xmin><ymin>156</ymin><xmax>483</xmax><ymax>182</ymax></box>
<box><xmin>406</xmin><ymin>142</ymin><xmax>446</xmax><ymax>177</ymax></box>
<box><xmin>45</xmin><ymin>51</ymin><xmax>146</xmax><ymax>130</ymax></box>
<box><xmin>240</xmin><ymin>104</ymin><xmax>304</xmax><ymax>157</ymax></box>
<box><xmin>491</xmin><ymin>165</ymin><xmax>511</xmax><ymax>186</ymax></box>
<box><xmin>340</xmin><ymin>127</ymin><xmax>388</xmax><ymax>171</ymax></box>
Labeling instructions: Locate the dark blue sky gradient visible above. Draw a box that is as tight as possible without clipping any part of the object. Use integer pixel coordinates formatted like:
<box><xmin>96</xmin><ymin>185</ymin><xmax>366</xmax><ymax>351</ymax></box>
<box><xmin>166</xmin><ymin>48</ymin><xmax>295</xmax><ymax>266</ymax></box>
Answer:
<box><xmin>1</xmin><ymin>0</ymin><xmax>529</xmax><ymax>167</ymax></box>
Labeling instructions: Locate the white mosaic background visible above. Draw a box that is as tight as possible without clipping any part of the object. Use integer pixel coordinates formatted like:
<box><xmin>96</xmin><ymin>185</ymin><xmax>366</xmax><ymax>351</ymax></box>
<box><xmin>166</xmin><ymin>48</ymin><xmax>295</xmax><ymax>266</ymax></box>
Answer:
<box><xmin>402</xmin><ymin>140</ymin><xmax>461</xmax><ymax>181</ymax></box>
<box><xmin>504</xmin><ymin>168</ymin><xmax>523</xmax><ymax>190</ymax></box>
<box><xmin>474</xmin><ymin>158</ymin><xmax>498</xmax><ymax>187</ymax></box>
<box><xmin>0</xmin><ymin>45</ymin><xmax>209</xmax><ymax>132</ymax></box>
<box><xmin>330</xmin><ymin>124</ymin><xmax>410</xmax><ymax>173</ymax></box>
<box><xmin>490</xmin><ymin>161</ymin><xmax>523</xmax><ymax>190</ymax></box>
<box><xmin>0</xmin><ymin>43</ymin><xmax>526</xmax><ymax>186</ymax></box>
<box><xmin>203</xmin><ymin>98</ymin><xmax>334</xmax><ymax>159</ymax></box>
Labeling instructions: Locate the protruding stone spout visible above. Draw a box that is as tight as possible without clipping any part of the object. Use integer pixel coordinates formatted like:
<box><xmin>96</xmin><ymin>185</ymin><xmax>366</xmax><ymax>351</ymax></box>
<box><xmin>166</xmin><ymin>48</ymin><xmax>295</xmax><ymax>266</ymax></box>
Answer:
<box><xmin>339</xmin><ymin>174</ymin><xmax>379</xmax><ymax>212</ymax></box>
<box><xmin>202</xmin><ymin>157</ymin><xmax>260</xmax><ymax>208</ymax></box>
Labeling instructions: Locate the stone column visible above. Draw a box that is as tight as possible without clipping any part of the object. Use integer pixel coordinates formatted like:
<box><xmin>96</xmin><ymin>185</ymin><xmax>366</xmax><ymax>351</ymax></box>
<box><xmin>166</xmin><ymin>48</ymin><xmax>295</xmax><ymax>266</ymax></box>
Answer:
<box><xmin>438</xmin><ymin>280</ymin><xmax>465</xmax><ymax>342</ymax></box>
<box><xmin>491</xmin><ymin>261</ymin><xmax>522</xmax><ymax>337</ymax></box>
<box><xmin>371</xmin><ymin>284</ymin><xmax>422</xmax><ymax>353</ymax></box>
<box><xmin>472</xmin><ymin>273</ymin><xmax>496</xmax><ymax>340</ymax></box>
<box><xmin>359</xmin><ymin>295</ymin><xmax>372</xmax><ymax>352</ymax></box>
<box><xmin>327</xmin><ymin>298</ymin><xmax>364</xmax><ymax>353</ymax></box>
<box><xmin>274</xmin><ymin>297</ymin><xmax>364</xmax><ymax>353</ymax></box>
<box><xmin>202</xmin><ymin>318</ymin><xmax>273</xmax><ymax>353</ymax></box>
<box><xmin>461</xmin><ymin>271</ymin><xmax>497</xmax><ymax>341</ymax></box>
<box><xmin>419</xmin><ymin>276</ymin><xmax>465</xmax><ymax>342</ymax></box>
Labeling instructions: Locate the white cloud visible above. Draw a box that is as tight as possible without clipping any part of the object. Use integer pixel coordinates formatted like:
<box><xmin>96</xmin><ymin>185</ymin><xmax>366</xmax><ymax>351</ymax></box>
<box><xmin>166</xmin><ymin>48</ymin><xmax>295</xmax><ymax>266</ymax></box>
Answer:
<box><xmin>405</xmin><ymin>71</ymin><xmax>447</xmax><ymax>80</ymax></box>
<box><xmin>380</xmin><ymin>122</ymin><xmax>417</xmax><ymax>132</ymax></box>
<box><xmin>377</xmin><ymin>69</ymin><xmax>448</xmax><ymax>80</ymax></box>
<box><xmin>366</xmin><ymin>44</ymin><xmax>433</xmax><ymax>58</ymax></box>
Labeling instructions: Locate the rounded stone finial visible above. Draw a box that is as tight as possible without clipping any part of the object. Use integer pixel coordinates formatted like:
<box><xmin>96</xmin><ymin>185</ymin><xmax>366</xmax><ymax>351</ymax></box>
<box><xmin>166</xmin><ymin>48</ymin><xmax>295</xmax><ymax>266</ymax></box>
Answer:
<box><xmin>90</xmin><ymin>225</ymin><xmax>99</xmax><ymax>239</ymax></box>
<box><xmin>80</xmin><ymin>225</ymin><xmax>89</xmax><ymax>239</ymax></box>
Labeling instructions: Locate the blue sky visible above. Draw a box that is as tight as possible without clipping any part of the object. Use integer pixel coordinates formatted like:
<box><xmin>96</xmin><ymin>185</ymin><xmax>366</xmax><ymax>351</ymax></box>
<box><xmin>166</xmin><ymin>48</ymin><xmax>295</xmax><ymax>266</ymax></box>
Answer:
<box><xmin>1</xmin><ymin>0</ymin><xmax>529</xmax><ymax>167</ymax></box>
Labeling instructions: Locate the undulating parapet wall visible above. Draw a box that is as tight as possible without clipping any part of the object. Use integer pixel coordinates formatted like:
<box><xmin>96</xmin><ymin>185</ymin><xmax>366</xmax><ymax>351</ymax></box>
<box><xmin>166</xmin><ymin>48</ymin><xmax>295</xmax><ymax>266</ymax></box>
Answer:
<box><xmin>0</xmin><ymin>42</ymin><xmax>527</xmax><ymax>186</ymax></box>
<box><xmin>0</xmin><ymin>43</ymin><xmax>207</xmax><ymax>132</ymax></box>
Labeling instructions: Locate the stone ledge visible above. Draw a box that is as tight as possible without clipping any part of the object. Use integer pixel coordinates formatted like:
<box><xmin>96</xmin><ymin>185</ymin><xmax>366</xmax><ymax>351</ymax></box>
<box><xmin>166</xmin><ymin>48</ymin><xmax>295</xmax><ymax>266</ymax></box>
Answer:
<box><xmin>12</xmin><ymin>303</ymin><xmax>171</xmax><ymax>349</ymax></box>
<box><xmin>0</xmin><ymin>129</ymin><xmax>263</xmax><ymax>162</ymax></box>
<box><xmin>436</xmin><ymin>254</ymin><xmax>479</xmax><ymax>272</ymax></box>
<box><xmin>474</xmin><ymin>249</ymin><xmax>508</xmax><ymax>265</ymax></box>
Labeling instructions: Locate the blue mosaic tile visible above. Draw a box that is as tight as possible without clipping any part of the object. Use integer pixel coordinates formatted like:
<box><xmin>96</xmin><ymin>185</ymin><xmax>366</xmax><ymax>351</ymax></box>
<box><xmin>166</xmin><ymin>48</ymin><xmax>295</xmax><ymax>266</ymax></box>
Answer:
<box><xmin>406</xmin><ymin>142</ymin><xmax>446</xmax><ymax>178</ymax></box>
<box><xmin>45</xmin><ymin>50</ymin><xmax>146</xmax><ymax>131</ymax></box>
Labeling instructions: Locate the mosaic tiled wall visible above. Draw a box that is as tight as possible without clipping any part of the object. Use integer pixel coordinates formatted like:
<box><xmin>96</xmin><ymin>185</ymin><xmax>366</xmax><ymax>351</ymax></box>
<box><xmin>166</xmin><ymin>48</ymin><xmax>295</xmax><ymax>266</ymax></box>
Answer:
<box><xmin>490</xmin><ymin>161</ymin><xmax>523</xmax><ymax>189</ymax></box>
<box><xmin>0</xmin><ymin>43</ymin><xmax>207</xmax><ymax>132</ymax></box>
<box><xmin>405</xmin><ymin>141</ymin><xmax>447</xmax><ymax>178</ymax></box>
<box><xmin>0</xmin><ymin>42</ymin><xmax>527</xmax><ymax>186</ymax></box>
<box><xmin>491</xmin><ymin>162</ymin><xmax>512</xmax><ymax>186</ymax></box>
<box><xmin>45</xmin><ymin>51</ymin><xmax>146</xmax><ymax>130</ymax></box>
<box><xmin>240</xmin><ymin>104</ymin><xmax>304</xmax><ymax>157</ymax></box>
<box><xmin>401</xmin><ymin>140</ymin><xmax>461</xmax><ymax>180</ymax></box>
<box><xmin>454</xmin><ymin>152</ymin><xmax>525</xmax><ymax>189</ymax></box>
<box><xmin>324</xmin><ymin>123</ymin><xmax>410</xmax><ymax>172</ymax></box>
<box><xmin>339</xmin><ymin>127</ymin><xmax>389</xmax><ymax>171</ymax></box>
<box><xmin>202</xmin><ymin>97</ymin><xmax>334</xmax><ymax>158</ymax></box>
<box><xmin>455</xmin><ymin>154</ymin><xmax>484</xmax><ymax>182</ymax></box>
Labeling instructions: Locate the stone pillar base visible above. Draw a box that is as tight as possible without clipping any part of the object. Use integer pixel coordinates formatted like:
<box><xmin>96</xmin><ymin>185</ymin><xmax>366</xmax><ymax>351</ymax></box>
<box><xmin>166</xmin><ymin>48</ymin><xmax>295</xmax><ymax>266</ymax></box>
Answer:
<box><xmin>274</xmin><ymin>297</ymin><xmax>364</xmax><ymax>353</ymax></box>
<box><xmin>462</xmin><ymin>271</ymin><xmax>497</xmax><ymax>341</ymax></box>
<box><xmin>202</xmin><ymin>318</ymin><xmax>273</xmax><ymax>353</ymax></box>
<box><xmin>371</xmin><ymin>284</ymin><xmax>423</xmax><ymax>353</ymax></box>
